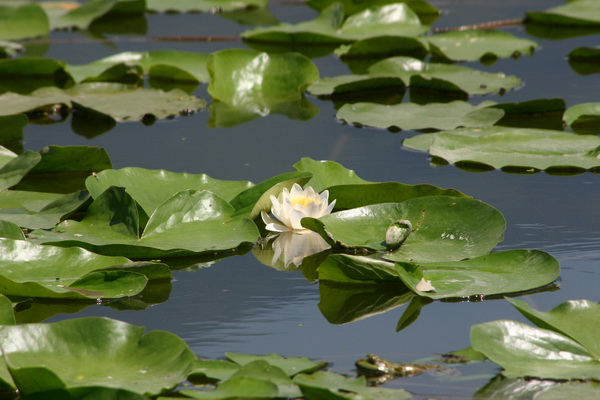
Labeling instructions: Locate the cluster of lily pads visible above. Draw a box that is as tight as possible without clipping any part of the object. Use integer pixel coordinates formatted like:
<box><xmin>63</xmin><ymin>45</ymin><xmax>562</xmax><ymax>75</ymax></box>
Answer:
<box><xmin>0</xmin><ymin>1</ymin><xmax>599</xmax><ymax>170</ymax></box>
<box><xmin>0</xmin><ymin>144</ymin><xmax>596</xmax><ymax>397</ymax></box>
<box><xmin>0</xmin><ymin>0</ymin><xmax>599</xmax><ymax>398</ymax></box>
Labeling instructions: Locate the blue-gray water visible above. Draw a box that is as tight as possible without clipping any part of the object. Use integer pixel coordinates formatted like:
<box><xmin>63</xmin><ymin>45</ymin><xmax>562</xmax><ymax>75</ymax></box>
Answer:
<box><xmin>25</xmin><ymin>0</ymin><xmax>600</xmax><ymax>398</ymax></box>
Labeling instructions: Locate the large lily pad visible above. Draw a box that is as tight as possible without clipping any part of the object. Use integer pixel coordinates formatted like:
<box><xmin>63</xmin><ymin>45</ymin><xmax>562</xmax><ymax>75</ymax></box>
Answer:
<box><xmin>402</xmin><ymin>126</ymin><xmax>600</xmax><ymax>171</ymax></box>
<box><xmin>29</xmin><ymin>187</ymin><xmax>260</xmax><ymax>259</ymax></box>
<box><xmin>506</xmin><ymin>298</ymin><xmax>600</xmax><ymax>359</ymax></box>
<box><xmin>0</xmin><ymin>83</ymin><xmax>204</xmax><ymax>123</ymax></box>
<box><xmin>303</xmin><ymin>196</ymin><xmax>505</xmax><ymax>261</ymax></box>
<box><xmin>471</xmin><ymin>320</ymin><xmax>600</xmax><ymax>380</ymax></box>
<box><xmin>0</xmin><ymin>150</ymin><xmax>41</xmax><ymax>191</ymax></box>
<box><xmin>326</xmin><ymin>182</ymin><xmax>467</xmax><ymax>210</ymax></box>
<box><xmin>308</xmin><ymin>56</ymin><xmax>521</xmax><ymax>97</ymax></box>
<box><xmin>207</xmin><ymin>49</ymin><xmax>319</xmax><ymax>119</ymax></box>
<box><xmin>427</xmin><ymin>30</ymin><xmax>538</xmax><ymax>62</ymax></box>
<box><xmin>243</xmin><ymin>3</ymin><xmax>428</xmax><ymax>52</ymax></box>
<box><xmin>42</xmin><ymin>0</ymin><xmax>145</xmax><ymax>30</ymax></box>
<box><xmin>0</xmin><ymin>316</ymin><xmax>196</xmax><ymax>396</ymax></box>
<box><xmin>67</xmin><ymin>50</ymin><xmax>211</xmax><ymax>84</ymax></box>
<box><xmin>0</xmin><ymin>3</ymin><xmax>49</xmax><ymax>41</ymax></box>
<box><xmin>0</xmin><ymin>58</ymin><xmax>72</xmax><ymax>94</ymax></box>
<box><xmin>293</xmin><ymin>158</ymin><xmax>369</xmax><ymax>192</ymax></box>
<box><xmin>395</xmin><ymin>250</ymin><xmax>560</xmax><ymax>299</ymax></box>
<box><xmin>294</xmin><ymin>371</ymin><xmax>411</xmax><ymax>400</ymax></box>
<box><xmin>0</xmin><ymin>190</ymin><xmax>90</xmax><ymax>229</ymax></box>
<box><xmin>306</xmin><ymin>0</ymin><xmax>440</xmax><ymax>16</ymax></box>
<box><xmin>146</xmin><ymin>0</ymin><xmax>268</xmax><ymax>13</ymax></box>
<box><xmin>0</xmin><ymin>237</ymin><xmax>152</xmax><ymax>300</ymax></box>
<box><xmin>526</xmin><ymin>0</ymin><xmax>600</xmax><ymax>26</ymax></box>
<box><xmin>86</xmin><ymin>167</ymin><xmax>253</xmax><ymax>218</ymax></box>
<box><xmin>337</xmin><ymin>100</ymin><xmax>504</xmax><ymax>130</ymax></box>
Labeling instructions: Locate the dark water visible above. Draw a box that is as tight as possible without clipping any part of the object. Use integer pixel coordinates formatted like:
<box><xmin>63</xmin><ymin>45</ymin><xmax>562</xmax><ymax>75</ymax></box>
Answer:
<box><xmin>23</xmin><ymin>0</ymin><xmax>600</xmax><ymax>398</ymax></box>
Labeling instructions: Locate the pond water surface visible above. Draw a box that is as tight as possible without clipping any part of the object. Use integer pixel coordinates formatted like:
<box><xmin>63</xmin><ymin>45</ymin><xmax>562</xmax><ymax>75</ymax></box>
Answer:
<box><xmin>21</xmin><ymin>0</ymin><xmax>600</xmax><ymax>398</ymax></box>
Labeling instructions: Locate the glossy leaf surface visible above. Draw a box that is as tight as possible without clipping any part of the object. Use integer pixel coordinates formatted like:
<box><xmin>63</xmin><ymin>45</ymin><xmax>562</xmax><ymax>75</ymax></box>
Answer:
<box><xmin>403</xmin><ymin>126</ymin><xmax>600</xmax><ymax>171</ymax></box>
<box><xmin>0</xmin><ymin>317</ymin><xmax>196</xmax><ymax>396</ymax></box>
<box><xmin>337</xmin><ymin>100</ymin><xmax>504</xmax><ymax>130</ymax></box>
<box><xmin>305</xmin><ymin>196</ymin><xmax>505</xmax><ymax>260</ymax></box>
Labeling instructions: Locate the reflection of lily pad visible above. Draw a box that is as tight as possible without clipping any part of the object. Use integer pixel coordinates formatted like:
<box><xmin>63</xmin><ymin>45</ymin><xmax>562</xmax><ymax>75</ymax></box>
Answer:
<box><xmin>568</xmin><ymin>46</ymin><xmax>600</xmax><ymax>75</ymax></box>
<box><xmin>0</xmin><ymin>317</ymin><xmax>196</xmax><ymax>396</ymax></box>
<box><xmin>29</xmin><ymin>187</ymin><xmax>260</xmax><ymax>259</ymax></box>
<box><xmin>304</xmin><ymin>196</ymin><xmax>505</xmax><ymax>261</ymax></box>
<box><xmin>319</xmin><ymin>281</ymin><xmax>414</xmax><ymax>324</ymax></box>
<box><xmin>337</xmin><ymin>100</ymin><xmax>504</xmax><ymax>131</ymax></box>
<box><xmin>403</xmin><ymin>127</ymin><xmax>600</xmax><ymax>171</ymax></box>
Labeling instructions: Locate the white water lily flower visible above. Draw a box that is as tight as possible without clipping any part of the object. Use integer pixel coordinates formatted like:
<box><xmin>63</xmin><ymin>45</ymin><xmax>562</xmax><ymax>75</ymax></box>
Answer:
<box><xmin>416</xmin><ymin>278</ymin><xmax>436</xmax><ymax>292</ymax></box>
<box><xmin>261</xmin><ymin>183</ymin><xmax>336</xmax><ymax>232</ymax></box>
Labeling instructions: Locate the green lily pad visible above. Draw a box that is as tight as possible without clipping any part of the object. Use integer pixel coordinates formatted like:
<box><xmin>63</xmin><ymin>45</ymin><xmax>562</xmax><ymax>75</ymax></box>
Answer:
<box><xmin>293</xmin><ymin>158</ymin><xmax>369</xmax><ymax>193</ymax></box>
<box><xmin>0</xmin><ymin>237</ymin><xmax>153</xmax><ymax>300</ymax></box>
<box><xmin>475</xmin><ymin>376</ymin><xmax>600</xmax><ymax>400</ymax></box>
<box><xmin>402</xmin><ymin>127</ymin><xmax>600</xmax><ymax>172</ymax></box>
<box><xmin>0</xmin><ymin>190</ymin><xmax>90</xmax><ymax>229</ymax></box>
<box><xmin>395</xmin><ymin>250</ymin><xmax>560</xmax><ymax>299</ymax></box>
<box><xmin>181</xmin><ymin>376</ymin><xmax>279</xmax><ymax>399</ymax></box>
<box><xmin>86</xmin><ymin>167</ymin><xmax>253</xmax><ymax>218</ymax></box>
<box><xmin>0</xmin><ymin>58</ymin><xmax>71</xmax><ymax>94</ymax></box>
<box><xmin>0</xmin><ymin>294</ymin><xmax>14</xmax><ymax>325</ymax></box>
<box><xmin>506</xmin><ymin>298</ymin><xmax>600</xmax><ymax>359</ymax></box>
<box><xmin>294</xmin><ymin>371</ymin><xmax>411</xmax><ymax>400</ymax></box>
<box><xmin>491</xmin><ymin>98</ymin><xmax>566</xmax><ymax>130</ymax></box>
<box><xmin>0</xmin><ymin>150</ymin><xmax>41</xmax><ymax>191</ymax></box>
<box><xmin>337</xmin><ymin>100</ymin><xmax>504</xmax><ymax>130</ymax></box>
<box><xmin>29</xmin><ymin>187</ymin><xmax>260</xmax><ymax>259</ymax></box>
<box><xmin>0</xmin><ymin>3</ymin><xmax>49</xmax><ymax>41</ymax></box>
<box><xmin>526</xmin><ymin>0</ymin><xmax>600</xmax><ymax>26</ymax></box>
<box><xmin>319</xmin><ymin>281</ymin><xmax>414</xmax><ymax>324</ymax></box>
<box><xmin>189</xmin><ymin>359</ymin><xmax>241</xmax><ymax>383</ymax></box>
<box><xmin>306</xmin><ymin>0</ymin><xmax>439</xmax><ymax>16</ymax></box>
<box><xmin>243</xmin><ymin>3</ymin><xmax>428</xmax><ymax>53</ymax></box>
<box><xmin>568</xmin><ymin>46</ymin><xmax>600</xmax><ymax>75</ymax></box>
<box><xmin>326</xmin><ymin>182</ymin><xmax>467</xmax><ymax>210</ymax></box>
<box><xmin>471</xmin><ymin>320</ymin><xmax>600</xmax><ymax>380</ymax></box>
<box><xmin>67</xmin><ymin>50</ymin><xmax>211</xmax><ymax>84</ymax></box>
<box><xmin>0</xmin><ymin>316</ymin><xmax>196</xmax><ymax>396</ymax></box>
<box><xmin>308</xmin><ymin>56</ymin><xmax>521</xmax><ymax>97</ymax></box>
<box><xmin>0</xmin><ymin>83</ymin><xmax>204</xmax><ymax>123</ymax></box>
<box><xmin>564</xmin><ymin>102</ymin><xmax>600</xmax><ymax>134</ymax></box>
<box><xmin>226</xmin><ymin>353</ymin><xmax>328</xmax><ymax>377</ymax></box>
<box><xmin>43</xmin><ymin>0</ymin><xmax>145</xmax><ymax>30</ymax></box>
<box><xmin>427</xmin><ymin>30</ymin><xmax>538</xmax><ymax>62</ymax></box>
<box><xmin>230</xmin><ymin>171</ymin><xmax>312</xmax><ymax>219</ymax></box>
<box><xmin>304</xmin><ymin>196</ymin><xmax>505</xmax><ymax>260</ymax></box>
<box><xmin>146</xmin><ymin>0</ymin><xmax>268</xmax><ymax>13</ymax></box>
<box><xmin>207</xmin><ymin>49</ymin><xmax>319</xmax><ymax>119</ymax></box>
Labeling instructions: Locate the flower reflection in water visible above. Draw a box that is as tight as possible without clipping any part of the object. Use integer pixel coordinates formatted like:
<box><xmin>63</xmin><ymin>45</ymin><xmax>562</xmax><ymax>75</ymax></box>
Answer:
<box><xmin>254</xmin><ymin>230</ymin><xmax>331</xmax><ymax>270</ymax></box>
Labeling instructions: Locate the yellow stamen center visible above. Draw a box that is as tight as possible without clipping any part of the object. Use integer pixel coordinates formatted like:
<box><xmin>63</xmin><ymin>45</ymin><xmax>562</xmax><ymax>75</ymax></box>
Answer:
<box><xmin>291</xmin><ymin>197</ymin><xmax>320</xmax><ymax>208</ymax></box>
